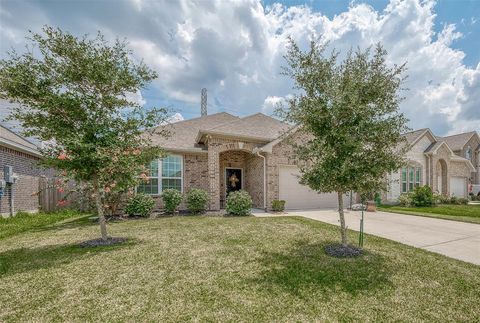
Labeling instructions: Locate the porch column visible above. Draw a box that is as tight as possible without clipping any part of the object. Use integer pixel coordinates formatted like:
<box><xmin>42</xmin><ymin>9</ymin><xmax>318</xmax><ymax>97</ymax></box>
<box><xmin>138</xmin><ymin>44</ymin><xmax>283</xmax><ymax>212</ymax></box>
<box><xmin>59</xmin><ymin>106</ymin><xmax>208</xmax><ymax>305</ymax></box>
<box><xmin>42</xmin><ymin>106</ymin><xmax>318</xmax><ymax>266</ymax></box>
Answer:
<box><xmin>208</xmin><ymin>149</ymin><xmax>220</xmax><ymax>210</ymax></box>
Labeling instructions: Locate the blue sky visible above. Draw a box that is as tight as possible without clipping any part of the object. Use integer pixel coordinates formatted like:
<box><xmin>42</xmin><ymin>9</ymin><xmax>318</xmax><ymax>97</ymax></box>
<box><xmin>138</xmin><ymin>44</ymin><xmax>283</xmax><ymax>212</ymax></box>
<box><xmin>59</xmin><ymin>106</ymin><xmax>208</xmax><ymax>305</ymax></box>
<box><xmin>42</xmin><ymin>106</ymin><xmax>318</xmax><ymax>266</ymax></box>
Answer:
<box><xmin>0</xmin><ymin>0</ymin><xmax>479</xmax><ymax>135</ymax></box>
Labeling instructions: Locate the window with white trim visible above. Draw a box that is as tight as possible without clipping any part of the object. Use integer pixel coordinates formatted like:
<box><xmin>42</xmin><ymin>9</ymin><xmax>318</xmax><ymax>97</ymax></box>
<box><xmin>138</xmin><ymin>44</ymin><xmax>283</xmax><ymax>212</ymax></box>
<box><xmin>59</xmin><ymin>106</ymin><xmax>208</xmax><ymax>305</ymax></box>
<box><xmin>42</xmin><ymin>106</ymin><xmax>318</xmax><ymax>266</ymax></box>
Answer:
<box><xmin>137</xmin><ymin>155</ymin><xmax>183</xmax><ymax>194</ymax></box>
<box><xmin>401</xmin><ymin>165</ymin><xmax>422</xmax><ymax>193</ymax></box>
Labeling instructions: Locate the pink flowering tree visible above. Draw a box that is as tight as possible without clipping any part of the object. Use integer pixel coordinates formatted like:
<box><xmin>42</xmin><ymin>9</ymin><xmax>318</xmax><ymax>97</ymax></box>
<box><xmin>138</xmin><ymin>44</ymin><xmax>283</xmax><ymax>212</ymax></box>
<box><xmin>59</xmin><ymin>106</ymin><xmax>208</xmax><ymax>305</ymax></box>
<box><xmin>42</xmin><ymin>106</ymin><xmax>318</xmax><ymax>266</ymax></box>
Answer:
<box><xmin>0</xmin><ymin>27</ymin><xmax>168</xmax><ymax>240</ymax></box>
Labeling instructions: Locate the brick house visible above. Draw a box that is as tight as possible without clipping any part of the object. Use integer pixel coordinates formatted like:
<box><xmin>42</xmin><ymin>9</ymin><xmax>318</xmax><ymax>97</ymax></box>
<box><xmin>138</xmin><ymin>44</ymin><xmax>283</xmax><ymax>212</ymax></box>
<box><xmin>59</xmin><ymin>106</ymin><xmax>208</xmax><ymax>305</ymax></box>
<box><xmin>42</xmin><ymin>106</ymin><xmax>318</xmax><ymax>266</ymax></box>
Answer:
<box><xmin>0</xmin><ymin>125</ymin><xmax>53</xmax><ymax>216</ymax></box>
<box><xmin>143</xmin><ymin>111</ymin><xmax>478</xmax><ymax>211</ymax></box>
<box><xmin>142</xmin><ymin>112</ymin><xmax>351</xmax><ymax>211</ymax></box>
<box><xmin>385</xmin><ymin>128</ymin><xmax>478</xmax><ymax>201</ymax></box>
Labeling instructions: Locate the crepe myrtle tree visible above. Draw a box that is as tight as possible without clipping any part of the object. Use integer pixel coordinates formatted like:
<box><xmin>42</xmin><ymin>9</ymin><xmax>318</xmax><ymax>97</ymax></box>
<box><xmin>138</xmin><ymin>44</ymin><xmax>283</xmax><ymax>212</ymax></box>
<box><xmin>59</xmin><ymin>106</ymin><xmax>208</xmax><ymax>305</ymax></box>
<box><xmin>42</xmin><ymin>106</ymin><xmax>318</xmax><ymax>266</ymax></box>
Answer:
<box><xmin>0</xmin><ymin>26</ymin><xmax>169</xmax><ymax>240</ymax></box>
<box><xmin>280</xmin><ymin>38</ymin><xmax>409</xmax><ymax>246</ymax></box>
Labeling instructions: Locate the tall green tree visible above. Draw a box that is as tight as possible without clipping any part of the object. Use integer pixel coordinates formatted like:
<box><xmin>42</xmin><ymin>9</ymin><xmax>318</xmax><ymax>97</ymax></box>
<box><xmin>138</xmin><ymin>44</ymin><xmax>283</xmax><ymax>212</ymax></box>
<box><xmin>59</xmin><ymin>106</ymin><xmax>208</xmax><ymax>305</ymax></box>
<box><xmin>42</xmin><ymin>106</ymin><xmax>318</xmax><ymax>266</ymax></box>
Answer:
<box><xmin>280</xmin><ymin>39</ymin><xmax>409</xmax><ymax>246</ymax></box>
<box><xmin>0</xmin><ymin>26</ymin><xmax>168</xmax><ymax>240</ymax></box>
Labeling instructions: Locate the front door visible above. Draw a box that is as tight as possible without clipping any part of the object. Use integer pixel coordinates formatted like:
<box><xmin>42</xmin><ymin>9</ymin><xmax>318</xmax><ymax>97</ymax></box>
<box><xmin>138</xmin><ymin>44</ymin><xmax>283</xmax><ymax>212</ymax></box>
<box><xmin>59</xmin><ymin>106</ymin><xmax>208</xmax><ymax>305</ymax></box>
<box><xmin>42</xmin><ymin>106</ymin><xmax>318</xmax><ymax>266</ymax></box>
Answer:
<box><xmin>226</xmin><ymin>168</ymin><xmax>242</xmax><ymax>196</ymax></box>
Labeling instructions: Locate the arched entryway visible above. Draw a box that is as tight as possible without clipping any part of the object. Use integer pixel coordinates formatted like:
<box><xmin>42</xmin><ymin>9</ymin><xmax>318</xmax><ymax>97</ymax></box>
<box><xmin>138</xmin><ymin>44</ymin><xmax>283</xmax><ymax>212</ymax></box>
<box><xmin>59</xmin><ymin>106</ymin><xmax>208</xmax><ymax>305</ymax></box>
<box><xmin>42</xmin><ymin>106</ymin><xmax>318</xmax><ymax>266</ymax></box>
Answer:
<box><xmin>436</xmin><ymin>159</ymin><xmax>448</xmax><ymax>195</ymax></box>
<box><xmin>218</xmin><ymin>149</ymin><xmax>264</xmax><ymax>209</ymax></box>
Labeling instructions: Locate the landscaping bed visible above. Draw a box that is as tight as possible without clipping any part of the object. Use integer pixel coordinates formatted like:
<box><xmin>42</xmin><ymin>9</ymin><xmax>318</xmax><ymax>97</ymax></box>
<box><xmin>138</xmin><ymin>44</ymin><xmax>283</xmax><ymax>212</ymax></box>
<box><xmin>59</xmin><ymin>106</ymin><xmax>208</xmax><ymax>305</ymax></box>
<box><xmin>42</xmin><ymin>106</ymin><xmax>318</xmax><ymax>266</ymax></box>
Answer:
<box><xmin>379</xmin><ymin>204</ymin><xmax>480</xmax><ymax>224</ymax></box>
<box><xmin>1</xmin><ymin>213</ymin><xmax>480</xmax><ymax>321</ymax></box>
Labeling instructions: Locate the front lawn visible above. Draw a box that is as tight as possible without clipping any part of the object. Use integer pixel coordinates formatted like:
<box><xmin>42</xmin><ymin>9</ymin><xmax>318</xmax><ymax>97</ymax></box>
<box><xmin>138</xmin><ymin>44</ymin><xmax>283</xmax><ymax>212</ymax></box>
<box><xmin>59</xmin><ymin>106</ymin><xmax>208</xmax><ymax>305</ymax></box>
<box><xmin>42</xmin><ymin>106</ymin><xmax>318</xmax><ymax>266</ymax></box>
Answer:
<box><xmin>0</xmin><ymin>210</ymin><xmax>87</xmax><ymax>240</ymax></box>
<box><xmin>379</xmin><ymin>204</ymin><xmax>480</xmax><ymax>224</ymax></box>
<box><xmin>1</xmin><ymin>213</ymin><xmax>479</xmax><ymax>321</ymax></box>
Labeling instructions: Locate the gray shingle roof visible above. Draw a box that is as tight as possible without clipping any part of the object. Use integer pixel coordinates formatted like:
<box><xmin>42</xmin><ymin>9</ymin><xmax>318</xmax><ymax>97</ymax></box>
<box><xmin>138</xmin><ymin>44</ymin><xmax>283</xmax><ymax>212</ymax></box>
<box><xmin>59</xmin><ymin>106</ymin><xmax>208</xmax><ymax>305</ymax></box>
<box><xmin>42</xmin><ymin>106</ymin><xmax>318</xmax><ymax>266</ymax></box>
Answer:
<box><xmin>146</xmin><ymin>112</ymin><xmax>291</xmax><ymax>151</ymax></box>
<box><xmin>203</xmin><ymin>113</ymin><xmax>290</xmax><ymax>141</ymax></box>
<box><xmin>436</xmin><ymin>131</ymin><xmax>477</xmax><ymax>151</ymax></box>
<box><xmin>403</xmin><ymin>128</ymin><xmax>428</xmax><ymax>144</ymax></box>
<box><xmin>145</xmin><ymin>112</ymin><xmax>239</xmax><ymax>151</ymax></box>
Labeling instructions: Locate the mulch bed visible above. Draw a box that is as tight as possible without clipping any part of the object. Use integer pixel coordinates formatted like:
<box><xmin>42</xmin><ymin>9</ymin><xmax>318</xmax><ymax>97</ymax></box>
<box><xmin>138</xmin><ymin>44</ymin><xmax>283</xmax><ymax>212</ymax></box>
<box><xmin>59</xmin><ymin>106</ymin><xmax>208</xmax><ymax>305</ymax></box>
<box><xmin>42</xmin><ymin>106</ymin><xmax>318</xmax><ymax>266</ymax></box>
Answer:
<box><xmin>78</xmin><ymin>237</ymin><xmax>128</xmax><ymax>248</ymax></box>
<box><xmin>324</xmin><ymin>244</ymin><xmax>363</xmax><ymax>258</ymax></box>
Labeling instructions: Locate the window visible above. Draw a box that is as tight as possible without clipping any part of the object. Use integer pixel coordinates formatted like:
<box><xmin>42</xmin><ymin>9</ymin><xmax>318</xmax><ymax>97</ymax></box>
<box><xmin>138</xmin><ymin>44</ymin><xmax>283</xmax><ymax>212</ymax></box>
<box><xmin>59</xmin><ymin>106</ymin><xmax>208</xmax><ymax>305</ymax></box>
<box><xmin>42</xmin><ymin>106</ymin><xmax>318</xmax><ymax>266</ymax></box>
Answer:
<box><xmin>137</xmin><ymin>160</ymin><xmax>159</xmax><ymax>195</ymax></box>
<box><xmin>137</xmin><ymin>155</ymin><xmax>183</xmax><ymax>194</ymax></box>
<box><xmin>465</xmin><ymin>146</ymin><xmax>472</xmax><ymax>160</ymax></box>
<box><xmin>408</xmin><ymin>167</ymin><xmax>414</xmax><ymax>191</ymax></box>
<box><xmin>415</xmin><ymin>168</ymin><xmax>421</xmax><ymax>187</ymax></box>
<box><xmin>161</xmin><ymin>155</ymin><xmax>183</xmax><ymax>191</ymax></box>
<box><xmin>401</xmin><ymin>165</ymin><xmax>422</xmax><ymax>193</ymax></box>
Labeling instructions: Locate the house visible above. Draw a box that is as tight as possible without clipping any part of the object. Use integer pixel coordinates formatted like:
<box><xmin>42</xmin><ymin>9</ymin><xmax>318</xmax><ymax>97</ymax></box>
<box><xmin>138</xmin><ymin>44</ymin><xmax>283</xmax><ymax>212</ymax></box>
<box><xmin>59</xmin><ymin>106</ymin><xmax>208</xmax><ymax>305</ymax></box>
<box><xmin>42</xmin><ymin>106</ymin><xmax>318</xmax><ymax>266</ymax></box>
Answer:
<box><xmin>142</xmin><ymin>111</ymin><xmax>352</xmax><ymax>211</ymax></box>
<box><xmin>385</xmin><ymin>128</ymin><xmax>479</xmax><ymax>201</ymax></box>
<box><xmin>144</xmin><ymin>106</ymin><xmax>478</xmax><ymax>210</ymax></box>
<box><xmin>0</xmin><ymin>124</ymin><xmax>53</xmax><ymax>216</ymax></box>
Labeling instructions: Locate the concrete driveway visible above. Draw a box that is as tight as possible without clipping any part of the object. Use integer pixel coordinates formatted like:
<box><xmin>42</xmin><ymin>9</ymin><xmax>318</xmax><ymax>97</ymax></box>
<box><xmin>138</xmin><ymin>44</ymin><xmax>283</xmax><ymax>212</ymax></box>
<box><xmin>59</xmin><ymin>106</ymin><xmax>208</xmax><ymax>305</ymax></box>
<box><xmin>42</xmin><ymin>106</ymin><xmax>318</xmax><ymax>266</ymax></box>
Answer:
<box><xmin>254</xmin><ymin>209</ymin><xmax>480</xmax><ymax>265</ymax></box>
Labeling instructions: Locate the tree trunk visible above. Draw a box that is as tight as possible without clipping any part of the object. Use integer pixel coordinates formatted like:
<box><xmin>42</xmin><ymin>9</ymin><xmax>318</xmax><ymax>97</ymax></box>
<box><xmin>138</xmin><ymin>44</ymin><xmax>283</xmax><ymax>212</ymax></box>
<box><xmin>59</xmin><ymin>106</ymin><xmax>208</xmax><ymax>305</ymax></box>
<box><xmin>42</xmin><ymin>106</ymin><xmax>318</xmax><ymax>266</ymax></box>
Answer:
<box><xmin>93</xmin><ymin>183</ymin><xmax>108</xmax><ymax>241</ymax></box>
<box><xmin>337</xmin><ymin>191</ymin><xmax>348</xmax><ymax>246</ymax></box>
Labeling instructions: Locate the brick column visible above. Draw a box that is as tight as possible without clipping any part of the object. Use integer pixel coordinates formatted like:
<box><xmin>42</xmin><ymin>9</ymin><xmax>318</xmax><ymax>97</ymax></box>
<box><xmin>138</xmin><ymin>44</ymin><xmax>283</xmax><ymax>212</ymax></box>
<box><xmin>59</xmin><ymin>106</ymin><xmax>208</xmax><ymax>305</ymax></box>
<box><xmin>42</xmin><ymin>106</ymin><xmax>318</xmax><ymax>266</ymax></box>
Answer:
<box><xmin>208</xmin><ymin>149</ymin><xmax>220</xmax><ymax>210</ymax></box>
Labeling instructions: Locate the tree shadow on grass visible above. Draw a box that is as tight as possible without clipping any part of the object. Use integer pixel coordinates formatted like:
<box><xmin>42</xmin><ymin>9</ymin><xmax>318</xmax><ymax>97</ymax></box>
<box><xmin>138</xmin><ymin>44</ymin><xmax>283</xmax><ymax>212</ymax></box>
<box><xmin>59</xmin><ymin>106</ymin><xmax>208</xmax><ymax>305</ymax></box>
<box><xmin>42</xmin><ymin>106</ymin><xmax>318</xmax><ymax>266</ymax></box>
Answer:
<box><xmin>0</xmin><ymin>239</ymin><xmax>136</xmax><ymax>278</ymax></box>
<box><xmin>33</xmin><ymin>215</ymin><xmax>98</xmax><ymax>234</ymax></box>
<box><xmin>252</xmin><ymin>239</ymin><xmax>394</xmax><ymax>298</ymax></box>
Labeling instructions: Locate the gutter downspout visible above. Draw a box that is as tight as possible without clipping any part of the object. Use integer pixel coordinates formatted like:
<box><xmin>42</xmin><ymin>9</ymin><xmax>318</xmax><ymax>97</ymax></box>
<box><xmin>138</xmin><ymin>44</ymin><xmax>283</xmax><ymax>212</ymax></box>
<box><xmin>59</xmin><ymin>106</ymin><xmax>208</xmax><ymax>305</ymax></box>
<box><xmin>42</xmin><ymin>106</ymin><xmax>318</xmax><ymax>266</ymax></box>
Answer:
<box><xmin>254</xmin><ymin>148</ymin><xmax>267</xmax><ymax>211</ymax></box>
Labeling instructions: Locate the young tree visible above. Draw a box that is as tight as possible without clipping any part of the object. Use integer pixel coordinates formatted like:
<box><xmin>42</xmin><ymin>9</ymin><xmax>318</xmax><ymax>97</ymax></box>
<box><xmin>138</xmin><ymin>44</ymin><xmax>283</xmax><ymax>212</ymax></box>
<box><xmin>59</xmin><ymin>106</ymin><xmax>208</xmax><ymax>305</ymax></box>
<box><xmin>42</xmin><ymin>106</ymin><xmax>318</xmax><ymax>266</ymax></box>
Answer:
<box><xmin>280</xmin><ymin>39</ymin><xmax>409</xmax><ymax>246</ymax></box>
<box><xmin>0</xmin><ymin>26</ymin><xmax>168</xmax><ymax>241</ymax></box>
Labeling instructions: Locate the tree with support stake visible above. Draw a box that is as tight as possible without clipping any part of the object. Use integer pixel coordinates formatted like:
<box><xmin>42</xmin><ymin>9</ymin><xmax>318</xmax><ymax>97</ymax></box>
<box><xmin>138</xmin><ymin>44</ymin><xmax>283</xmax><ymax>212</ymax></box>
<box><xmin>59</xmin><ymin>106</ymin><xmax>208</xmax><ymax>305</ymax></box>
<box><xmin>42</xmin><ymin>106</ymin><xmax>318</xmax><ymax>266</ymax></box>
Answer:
<box><xmin>280</xmin><ymin>38</ymin><xmax>409</xmax><ymax>256</ymax></box>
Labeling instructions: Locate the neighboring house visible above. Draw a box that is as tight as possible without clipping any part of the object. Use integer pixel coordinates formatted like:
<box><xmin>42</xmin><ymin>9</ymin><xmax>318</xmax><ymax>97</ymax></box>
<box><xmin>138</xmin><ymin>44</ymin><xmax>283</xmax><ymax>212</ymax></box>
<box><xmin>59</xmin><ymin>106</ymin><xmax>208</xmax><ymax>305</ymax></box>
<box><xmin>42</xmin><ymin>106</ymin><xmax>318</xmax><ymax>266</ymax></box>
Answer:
<box><xmin>385</xmin><ymin>128</ymin><xmax>479</xmax><ymax>201</ymax></box>
<box><xmin>142</xmin><ymin>111</ymin><xmax>351</xmax><ymax>211</ymax></box>
<box><xmin>0</xmin><ymin>124</ymin><xmax>53</xmax><ymax>216</ymax></box>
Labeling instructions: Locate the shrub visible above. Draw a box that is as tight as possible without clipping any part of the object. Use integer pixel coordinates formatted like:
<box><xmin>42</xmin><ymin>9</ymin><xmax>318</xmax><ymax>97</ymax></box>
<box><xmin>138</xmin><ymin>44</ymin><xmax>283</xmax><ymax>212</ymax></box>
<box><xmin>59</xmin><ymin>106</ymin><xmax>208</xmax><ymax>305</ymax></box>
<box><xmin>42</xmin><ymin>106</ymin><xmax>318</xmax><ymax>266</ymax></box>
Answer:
<box><xmin>161</xmin><ymin>189</ymin><xmax>183</xmax><ymax>214</ymax></box>
<box><xmin>457</xmin><ymin>197</ymin><xmax>469</xmax><ymax>205</ymax></box>
<box><xmin>398</xmin><ymin>193</ymin><xmax>413</xmax><ymax>207</ymax></box>
<box><xmin>185</xmin><ymin>188</ymin><xmax>209</xmax><ymax>214</ymax></box>
<box><xmin>374</xmin><ymin>193</ymin><xmax>382</xmax><ymax>206</ymax></box>
<box><xmin>226</xmin><ymin>190</ymin><xmax>252</xmax><ymax>216</ymax></box>
<box><xmin>438</xmin><ymin>194</ymin><xmax>451</xmax><ymax>204</ymax></box>
<box><xmin>449</xmin><ymin>195</ymin><xmax>459</xmax><ymax>205</ymax></box>
<box><xmin>411</xmin><ymin>185</ymin><xmax>433</xmax><ymax>207</ymax></box>
<box><xmin>125</xmin><ymin>193</ymin><xmax>155</xmax><ymax>217</ymax></box>
<box><xmin>271</xmin><ymin>199</ymin><xmax>286</xmax><ymax>212</ymax></box>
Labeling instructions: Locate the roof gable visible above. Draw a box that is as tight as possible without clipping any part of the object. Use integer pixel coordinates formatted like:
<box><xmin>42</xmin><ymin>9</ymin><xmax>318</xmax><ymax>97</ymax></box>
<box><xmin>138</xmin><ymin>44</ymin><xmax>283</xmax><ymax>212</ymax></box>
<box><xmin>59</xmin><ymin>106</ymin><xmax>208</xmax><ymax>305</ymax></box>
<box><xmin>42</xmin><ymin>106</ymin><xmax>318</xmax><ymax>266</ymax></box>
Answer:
<box><xmin>436</xmin><ymin>131</ymin><xmax>479</xmax><ymax>151</ymax></box>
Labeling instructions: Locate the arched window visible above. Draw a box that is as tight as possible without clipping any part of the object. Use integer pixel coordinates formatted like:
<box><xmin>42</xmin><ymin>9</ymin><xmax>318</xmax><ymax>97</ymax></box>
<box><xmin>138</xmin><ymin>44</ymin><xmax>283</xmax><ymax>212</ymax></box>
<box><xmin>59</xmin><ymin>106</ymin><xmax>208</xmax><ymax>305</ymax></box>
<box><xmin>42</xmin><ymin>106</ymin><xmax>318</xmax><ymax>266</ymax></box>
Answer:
<box><xmin>465</xmin><ymin>146</ymin><xmax>472</xmax><ymax>160</ymax></box>
<box><xmin>401</xmin><ymin>165</ymin><xmax>422</xmax><ymax>193</ymax></box>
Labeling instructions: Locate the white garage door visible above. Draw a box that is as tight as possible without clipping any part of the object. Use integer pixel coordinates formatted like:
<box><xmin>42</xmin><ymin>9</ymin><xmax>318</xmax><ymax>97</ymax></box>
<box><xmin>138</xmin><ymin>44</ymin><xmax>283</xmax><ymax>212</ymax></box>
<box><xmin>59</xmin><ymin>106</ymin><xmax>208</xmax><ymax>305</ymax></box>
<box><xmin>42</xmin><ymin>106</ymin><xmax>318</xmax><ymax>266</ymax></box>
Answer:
<box><xmin>279</xmin><ymin>166</ymin><xmax>348</xmax><ymax>210</ymax></box>
<box><xmin>450</xmin><ymin>177</ymin><xmax>466</xmax><ymax>197</ymax></box>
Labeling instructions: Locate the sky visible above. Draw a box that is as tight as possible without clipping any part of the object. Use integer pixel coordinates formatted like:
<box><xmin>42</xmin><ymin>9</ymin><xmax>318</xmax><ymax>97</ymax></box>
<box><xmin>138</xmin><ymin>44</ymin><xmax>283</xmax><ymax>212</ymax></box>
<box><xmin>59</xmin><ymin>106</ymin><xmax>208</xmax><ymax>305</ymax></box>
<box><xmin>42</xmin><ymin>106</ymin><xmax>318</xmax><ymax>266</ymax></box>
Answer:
<box><xmin>0</xmin><ymin>0</ymin><xmax>479</xmax><ymax>136</ymax></box>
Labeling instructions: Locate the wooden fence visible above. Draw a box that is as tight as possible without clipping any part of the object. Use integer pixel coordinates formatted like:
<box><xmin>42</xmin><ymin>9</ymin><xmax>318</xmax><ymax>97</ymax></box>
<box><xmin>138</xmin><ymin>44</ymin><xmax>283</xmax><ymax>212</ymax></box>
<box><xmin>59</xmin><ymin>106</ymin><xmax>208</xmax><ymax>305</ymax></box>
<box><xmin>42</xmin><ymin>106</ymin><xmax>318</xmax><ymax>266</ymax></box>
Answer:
<box><xmin>38</xmin><ymin>177</ymin><xmax>83</xmax><ymax>212</ymax></box>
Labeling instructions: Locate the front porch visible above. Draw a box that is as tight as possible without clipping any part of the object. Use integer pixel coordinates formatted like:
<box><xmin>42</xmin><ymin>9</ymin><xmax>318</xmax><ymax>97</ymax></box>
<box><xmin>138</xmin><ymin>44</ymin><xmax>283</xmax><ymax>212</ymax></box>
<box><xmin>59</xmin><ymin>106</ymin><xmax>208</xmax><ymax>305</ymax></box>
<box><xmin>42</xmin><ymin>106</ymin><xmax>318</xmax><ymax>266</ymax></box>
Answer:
<box><xmin>206</xmin><ymin>139</ymin><xmax>265</xmax><ymax>210</ymax></box>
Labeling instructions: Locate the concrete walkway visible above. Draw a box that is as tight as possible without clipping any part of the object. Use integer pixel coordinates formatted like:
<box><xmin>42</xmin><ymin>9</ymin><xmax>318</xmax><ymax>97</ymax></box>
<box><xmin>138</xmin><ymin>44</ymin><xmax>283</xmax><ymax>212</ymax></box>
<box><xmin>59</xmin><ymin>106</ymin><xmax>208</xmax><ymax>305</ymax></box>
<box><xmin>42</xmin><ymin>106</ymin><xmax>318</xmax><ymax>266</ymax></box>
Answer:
<box><xmin>253</xmin><ymin>209</ymin><xmax>480</xmax><ymax>265</ymax></box>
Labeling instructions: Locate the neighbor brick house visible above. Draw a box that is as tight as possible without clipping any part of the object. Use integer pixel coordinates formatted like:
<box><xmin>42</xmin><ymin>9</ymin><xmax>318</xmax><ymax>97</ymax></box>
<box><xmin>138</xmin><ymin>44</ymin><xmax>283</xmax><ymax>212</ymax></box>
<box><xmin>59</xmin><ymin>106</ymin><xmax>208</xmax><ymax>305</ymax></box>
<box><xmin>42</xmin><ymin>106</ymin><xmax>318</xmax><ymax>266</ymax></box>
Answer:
<box><xmin>0</xmin><ymin>125</ymin><xmax>53</xmax><ymax>216</ymax></box>
<box><xmin>385</xmin><ymin>128</ymin><xmax>478</xmax><ymax>201</ymax></box>
<box><xmin>143</xmin><ymin>111</ymin><xmax>478</xmax><ymax>210</ymax></box>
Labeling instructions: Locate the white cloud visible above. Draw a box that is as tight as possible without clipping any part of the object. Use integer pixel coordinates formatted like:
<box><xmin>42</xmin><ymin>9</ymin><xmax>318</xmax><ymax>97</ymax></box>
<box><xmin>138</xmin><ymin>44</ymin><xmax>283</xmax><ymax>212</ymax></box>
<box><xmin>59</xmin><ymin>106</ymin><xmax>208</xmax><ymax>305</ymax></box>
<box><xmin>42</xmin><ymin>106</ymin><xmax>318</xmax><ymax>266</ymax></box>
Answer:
<box><xmin>0</xmin><ymin>0</ymin><xmax>478</xmax><ymax>135</ymax></box>
<box><xmin>125</xmin><ymin>90</ymin><xmax>146</xmax><ymax>106</ymax></box>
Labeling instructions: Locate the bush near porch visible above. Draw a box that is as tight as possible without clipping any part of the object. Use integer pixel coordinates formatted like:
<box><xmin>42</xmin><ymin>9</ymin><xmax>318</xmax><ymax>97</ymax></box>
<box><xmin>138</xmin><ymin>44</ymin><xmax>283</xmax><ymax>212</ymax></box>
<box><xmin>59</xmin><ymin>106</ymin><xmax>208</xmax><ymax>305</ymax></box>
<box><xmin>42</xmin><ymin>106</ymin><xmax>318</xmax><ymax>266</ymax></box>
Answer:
<box><xmin>1</xmin><ymin>212</ymin><xmax>479</xmax><ymax>321</ymax></box>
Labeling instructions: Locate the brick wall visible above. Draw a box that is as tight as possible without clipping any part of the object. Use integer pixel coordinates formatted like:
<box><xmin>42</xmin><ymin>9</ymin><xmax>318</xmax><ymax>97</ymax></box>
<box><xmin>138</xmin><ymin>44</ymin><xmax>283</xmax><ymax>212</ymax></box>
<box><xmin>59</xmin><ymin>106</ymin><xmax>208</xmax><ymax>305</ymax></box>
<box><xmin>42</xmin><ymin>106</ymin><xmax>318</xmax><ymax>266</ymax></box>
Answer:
<box><xmin>244</xmin><ymin>153</ymin><xmax>264</xmax><ymax>208</ymax></box>
<box><xmin>0</xmin><ymin>146</ymin><xmax>54</xmax><ymax>216</ymax></box>
<box><xmin>151</xmin><ymin>153</ymin><xmax>209</xmax><ymax>211</ymax></box>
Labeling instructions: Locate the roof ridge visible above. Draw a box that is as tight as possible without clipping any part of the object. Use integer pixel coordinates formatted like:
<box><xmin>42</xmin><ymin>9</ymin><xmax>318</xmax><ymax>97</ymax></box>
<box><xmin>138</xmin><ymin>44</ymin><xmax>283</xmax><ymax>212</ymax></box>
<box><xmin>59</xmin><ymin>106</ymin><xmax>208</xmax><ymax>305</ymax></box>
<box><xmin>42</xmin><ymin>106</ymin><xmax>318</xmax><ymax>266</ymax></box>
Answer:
<box><xmin>440</xmin><ymin>131</ymin><xmax>476</xmax><ymax>139</ymax></box>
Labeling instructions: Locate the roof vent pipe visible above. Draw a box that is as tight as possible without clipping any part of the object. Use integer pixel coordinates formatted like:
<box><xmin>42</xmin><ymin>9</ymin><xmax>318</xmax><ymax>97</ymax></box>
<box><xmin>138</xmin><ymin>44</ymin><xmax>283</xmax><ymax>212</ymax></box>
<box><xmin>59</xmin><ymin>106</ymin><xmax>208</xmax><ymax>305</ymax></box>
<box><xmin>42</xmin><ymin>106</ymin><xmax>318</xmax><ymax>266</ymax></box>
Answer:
<box><xmin>201</xmin><ymin>88</ymin><xmax>207</xmax><ymax>117</ymax></box>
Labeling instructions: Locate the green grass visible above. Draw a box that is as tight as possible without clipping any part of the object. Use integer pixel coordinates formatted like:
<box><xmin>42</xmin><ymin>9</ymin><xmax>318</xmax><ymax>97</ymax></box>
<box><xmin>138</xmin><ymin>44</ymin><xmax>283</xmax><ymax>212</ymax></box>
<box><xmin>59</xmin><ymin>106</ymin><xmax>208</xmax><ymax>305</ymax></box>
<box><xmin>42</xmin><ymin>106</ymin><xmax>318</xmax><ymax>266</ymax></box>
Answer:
<box><xmin>1</xmin><ymin>214</ymin><xmax>479</xmax><ymax>321</ymax></box>
<box><xmin>379</xmin><ymin>204</ymin><xmax>480</xmax><ymax>224</ymax></box>
<box><xmin>0</xmin><ymin>210</ymin><xmax>89</xmax><ymax>240</ymax></box>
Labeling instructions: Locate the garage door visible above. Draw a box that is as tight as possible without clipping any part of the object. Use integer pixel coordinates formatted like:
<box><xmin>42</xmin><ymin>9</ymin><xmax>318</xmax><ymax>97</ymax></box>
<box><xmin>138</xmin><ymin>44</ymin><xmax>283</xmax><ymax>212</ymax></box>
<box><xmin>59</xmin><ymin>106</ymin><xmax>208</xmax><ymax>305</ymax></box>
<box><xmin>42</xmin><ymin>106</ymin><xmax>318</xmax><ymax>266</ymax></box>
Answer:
<box><xmin>279</xmin><ymin>166</ymin><xmax>348</xmax><ymax>210</ymax></box>
<box><xmin>450</xmin><ymin>177</ymin><xmax>466</xmax><ymax>197</ymax></box>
